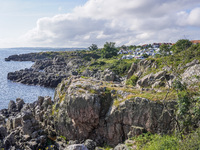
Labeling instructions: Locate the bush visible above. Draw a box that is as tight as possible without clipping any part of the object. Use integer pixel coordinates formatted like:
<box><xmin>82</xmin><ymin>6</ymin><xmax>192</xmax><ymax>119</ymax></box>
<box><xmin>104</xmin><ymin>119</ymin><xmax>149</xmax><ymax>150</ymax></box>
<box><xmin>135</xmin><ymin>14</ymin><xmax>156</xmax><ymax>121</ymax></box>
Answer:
<box><xmin>130</xmin><ymin>128</ymin><xmax>200</xmax><ymax>150</ymax></box>
<box><xmin>109</xmin><ymin>60</ymin><xmax>132</xmax><ymax>76</ymax></box>
<box><xmin>143</xmin><ymin>134</ymin><xmax>179</xmax><ymax>150</ymax></box>
<box><xmin>126</xmin><ymin>75</ymin><xmax>139</xmax><ymax>86</ymax></box>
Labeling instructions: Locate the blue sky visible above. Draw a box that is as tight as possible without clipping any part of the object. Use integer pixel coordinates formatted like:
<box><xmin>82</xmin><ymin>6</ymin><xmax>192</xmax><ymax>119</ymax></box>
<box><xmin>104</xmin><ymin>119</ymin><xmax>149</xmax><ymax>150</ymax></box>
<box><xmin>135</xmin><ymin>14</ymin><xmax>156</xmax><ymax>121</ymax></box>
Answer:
<box><xmin>0</xmin><ymin>0</ymin><xmax>87</xmax><ymax>40</ymax></box>
<box><xmin>0</xmin><ymin>0</ymin><xmax>200</xmax><ymax>48</ymax></box>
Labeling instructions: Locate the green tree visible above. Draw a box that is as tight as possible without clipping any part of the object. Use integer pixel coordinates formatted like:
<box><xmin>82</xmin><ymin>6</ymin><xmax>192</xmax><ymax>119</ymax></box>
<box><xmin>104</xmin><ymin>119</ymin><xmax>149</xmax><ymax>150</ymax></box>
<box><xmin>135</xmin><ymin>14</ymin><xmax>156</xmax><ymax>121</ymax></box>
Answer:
<box><xmin>121</xmin><ymin>45</ymin><xmax>127</xmax><ymax>50</ymax></box>
<box><xmin>172</xmin><ymin>39</ymin><xmax>192</xmax><ymax>54</ymax></box>
<box><xmin>159</xmin><ymin>44</ymin><xmax>171</xmax><ymax>56</ymax></box>
<box><xmin>101</xmin><ymin>42</ymin><xmax>118</xmax><ymax>58</ymax></box>
<box><xmin>129</xmin><ymin>45</ymin><xmax>136</xmax><ymax>50</ymax></box>
<box><xmin>88</xmin><ymin>44</ymin><xmax>98</xmax><ymax>51</ymax></box>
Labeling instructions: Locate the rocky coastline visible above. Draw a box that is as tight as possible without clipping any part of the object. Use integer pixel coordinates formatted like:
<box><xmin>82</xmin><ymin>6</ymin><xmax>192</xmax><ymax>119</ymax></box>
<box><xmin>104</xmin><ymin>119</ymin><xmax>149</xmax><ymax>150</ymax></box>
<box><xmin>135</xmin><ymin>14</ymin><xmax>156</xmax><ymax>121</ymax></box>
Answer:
<box><xmin>0</xmin><ymin>77</ymin><xmax>176</xmax><ymax>150</ymax></box>
<box><xmin>6</xmin><ymin>52</ymin><xmax>121</xmax><ymax>88</ymax></box>
<box><xmin>2</xmin><ymin>50</ymin><xmax>200</xmax><ymax>149</ymax></box>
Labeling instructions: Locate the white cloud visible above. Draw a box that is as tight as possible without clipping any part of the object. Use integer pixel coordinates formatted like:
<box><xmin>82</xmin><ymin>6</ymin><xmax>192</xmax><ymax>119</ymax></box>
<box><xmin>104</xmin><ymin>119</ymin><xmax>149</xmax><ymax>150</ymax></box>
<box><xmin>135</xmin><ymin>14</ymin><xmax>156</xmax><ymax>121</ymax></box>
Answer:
<box><xmin>187</xmin><ymin>7</ymin><xmax>200</xmax><ymax>26</ymax></box>
<box><xmin>19</xmin><ymin>0</ymin><xmax>200</xmax><ymax>47</ymax></box>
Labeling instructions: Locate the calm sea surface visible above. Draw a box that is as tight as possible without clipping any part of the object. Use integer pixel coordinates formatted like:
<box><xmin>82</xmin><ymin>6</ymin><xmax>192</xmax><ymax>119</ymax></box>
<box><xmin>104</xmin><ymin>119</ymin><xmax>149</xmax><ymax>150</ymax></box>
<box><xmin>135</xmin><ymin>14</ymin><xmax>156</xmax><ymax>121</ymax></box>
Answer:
<box><xmin>0</xmin><ymin>47</ymin><xmax>79</xmax><ymax>110</ymax></box>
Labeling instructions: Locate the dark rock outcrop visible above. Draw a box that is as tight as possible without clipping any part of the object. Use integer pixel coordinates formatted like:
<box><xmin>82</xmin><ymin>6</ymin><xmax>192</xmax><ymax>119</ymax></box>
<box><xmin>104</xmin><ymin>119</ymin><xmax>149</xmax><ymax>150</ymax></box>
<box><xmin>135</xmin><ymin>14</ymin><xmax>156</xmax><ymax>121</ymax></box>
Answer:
<box><xmin>51</xmin><ymin>78</ymin><xmax>176</xmax><ymax>146</ymax></box>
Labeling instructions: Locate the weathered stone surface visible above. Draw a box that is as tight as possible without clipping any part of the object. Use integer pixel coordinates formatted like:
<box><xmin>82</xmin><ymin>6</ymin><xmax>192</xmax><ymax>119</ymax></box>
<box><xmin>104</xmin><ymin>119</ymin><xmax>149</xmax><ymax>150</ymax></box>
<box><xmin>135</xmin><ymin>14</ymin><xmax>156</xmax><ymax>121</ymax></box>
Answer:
<box><xmin>8</xmin><ymin>100</ymin><xmax>16</xmax><ymax>113</ymax></box>
<box><xmin>127</xmin><ymin>126</ymin><xmax>145</xmax><ymax>138</ymax></box>
<box><xmin>84</xmin><ymin>139</ymin><xmax>96</xmax><ymax>150</ymax></box>
<box><xmin>16</xmin><ymin>98</ymin><xmax>25</xmax><ymax>111</ymax></box>
<box><xmin>0</xmin><ymin>126</ymin><xmax>7</xmax><ymax>140</ymax></box>
<box><xmin>137</xmin><ymin>73</ymin><xmax>155</xmax><ymax>87</ymax></box>
<box><xmin>185</xmin><ymin>59</ymin><xmax>199</xmax><ymax>68</ymax></box>
<box><xmin>127</xmin><ymin>59</ymin><xmax>157</xmax><ymax>79</ymax></box>
<box><xmin>52</xmin><ymin>78</ymin><xmax>176</xmax><ymax>146</ymax></box>
<box><xmin>66</xmin><ymin>144</ymin><xmax>88</xmax><ymax>150</ymax></box>
<box><xmin>0</xmin><ymin>115</ymin><xmax>5</xmax><ymax>125</ymax></box>
<box><xmin>3</xmin><ymin>132</ymin><xmax>15</xmax><ymax>149</ymax></box>
<box><xmin>182</xmin><ymin>64</ymin><xmax>200</xmax><ymax>85</ymax></box>
<box><xmin>13</xmin><ymin>115</ymin><xmax>22</xmax><ymax>129</ymax></box>
<box><xmin>104</xmin><ymin>69</ymin><xmax>116</xmax><ymax>81</ymax></box>
<box><xmin>114</xmin><ymin>144</ymin><xmax>128</xmax><ymax>150</ymax></box>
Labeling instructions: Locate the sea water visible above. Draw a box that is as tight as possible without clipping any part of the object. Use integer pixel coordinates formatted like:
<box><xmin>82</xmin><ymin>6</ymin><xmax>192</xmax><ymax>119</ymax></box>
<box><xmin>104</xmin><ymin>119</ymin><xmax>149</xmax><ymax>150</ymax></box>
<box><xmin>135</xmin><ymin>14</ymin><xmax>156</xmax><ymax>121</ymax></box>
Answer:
<box><xmin>0</xmin><ymin>47</ymin><xmax>77</xmax><ymax>110</ymax></box>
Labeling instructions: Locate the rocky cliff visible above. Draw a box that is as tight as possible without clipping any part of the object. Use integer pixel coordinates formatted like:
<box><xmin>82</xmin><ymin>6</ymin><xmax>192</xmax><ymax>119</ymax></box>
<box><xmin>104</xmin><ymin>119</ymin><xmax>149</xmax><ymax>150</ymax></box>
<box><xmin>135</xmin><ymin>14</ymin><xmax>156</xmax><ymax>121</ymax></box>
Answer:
<box><xmin>51</xmin><ymin>78</ymin><xmax>176</xmax><ymax>146</ymax></box>
<box><xmin>0</xmin><ymin>78</ymin><xmax>176</xmax><ymax>149</ymax></box>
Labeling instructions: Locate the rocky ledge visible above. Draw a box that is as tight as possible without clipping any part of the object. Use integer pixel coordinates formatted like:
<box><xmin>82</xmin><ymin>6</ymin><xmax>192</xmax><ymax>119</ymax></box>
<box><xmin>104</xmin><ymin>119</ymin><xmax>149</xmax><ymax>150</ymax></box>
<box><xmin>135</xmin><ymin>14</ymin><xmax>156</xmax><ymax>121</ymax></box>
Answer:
<box><xmin>6</xmin><ymin>52</ymin><xmax>121</xmax><ymax>88</ymax></box>
<box><xmin>0</xmin><ymin>78</ymin><xmax>177</xmax><ymax>149</ymax></box>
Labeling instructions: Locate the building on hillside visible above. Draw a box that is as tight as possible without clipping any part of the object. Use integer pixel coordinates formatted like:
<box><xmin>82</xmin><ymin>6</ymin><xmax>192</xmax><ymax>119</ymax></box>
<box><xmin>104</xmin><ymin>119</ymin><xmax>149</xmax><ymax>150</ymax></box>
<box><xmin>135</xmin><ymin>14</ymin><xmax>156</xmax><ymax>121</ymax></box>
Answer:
<box><xmin>152</xmin><ymin>43</ymin><xmax>172</xmax><ymax>48</ymax></box>
<box><xmin>191</xmin><ymin>40</ymin><xmax>200</xmax><ymax>45</ymax></box>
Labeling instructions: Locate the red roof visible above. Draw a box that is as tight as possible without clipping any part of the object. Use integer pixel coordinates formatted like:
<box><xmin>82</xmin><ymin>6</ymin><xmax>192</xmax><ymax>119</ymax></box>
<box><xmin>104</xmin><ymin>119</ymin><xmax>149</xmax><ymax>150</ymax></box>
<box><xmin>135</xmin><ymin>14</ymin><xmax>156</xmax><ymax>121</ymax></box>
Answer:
<box><xmin>191</xmin><ymin>40</ymin><xmax>200</xmax><ymax>44</ymax></box>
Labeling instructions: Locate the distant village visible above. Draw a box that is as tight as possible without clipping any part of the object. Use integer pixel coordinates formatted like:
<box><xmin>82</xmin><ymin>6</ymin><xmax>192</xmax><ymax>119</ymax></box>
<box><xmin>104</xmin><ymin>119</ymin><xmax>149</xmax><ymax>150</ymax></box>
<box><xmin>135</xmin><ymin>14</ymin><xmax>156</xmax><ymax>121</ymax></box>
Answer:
<box><xmin>118</xmin><ymin>43</ymin><xmax>172</xmax><ymax>59</ymax></box>
<box><xmin>118</xmin><ymin>40</ymin><xmax>200</xmax><ymax>59</ymax></box>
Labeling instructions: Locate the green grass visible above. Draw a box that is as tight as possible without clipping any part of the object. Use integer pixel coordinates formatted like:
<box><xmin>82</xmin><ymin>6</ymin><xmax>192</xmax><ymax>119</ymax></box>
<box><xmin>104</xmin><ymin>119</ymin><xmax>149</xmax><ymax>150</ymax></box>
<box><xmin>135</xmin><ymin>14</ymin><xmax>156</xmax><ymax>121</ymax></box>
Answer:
<box><xmin>128</xmin><ymin>128</ymin><xmax>200</xmax><ymax>150</ymax></box>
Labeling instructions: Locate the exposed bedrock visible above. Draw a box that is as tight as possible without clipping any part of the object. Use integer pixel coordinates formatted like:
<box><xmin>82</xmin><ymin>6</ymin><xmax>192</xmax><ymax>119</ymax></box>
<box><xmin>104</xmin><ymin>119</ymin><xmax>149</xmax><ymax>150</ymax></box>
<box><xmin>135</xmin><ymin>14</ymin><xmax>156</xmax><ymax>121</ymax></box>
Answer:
<box><xmin>52</xmin><ymin>78</ymin><xmax>176</xmax><ymax>146</ymax></box>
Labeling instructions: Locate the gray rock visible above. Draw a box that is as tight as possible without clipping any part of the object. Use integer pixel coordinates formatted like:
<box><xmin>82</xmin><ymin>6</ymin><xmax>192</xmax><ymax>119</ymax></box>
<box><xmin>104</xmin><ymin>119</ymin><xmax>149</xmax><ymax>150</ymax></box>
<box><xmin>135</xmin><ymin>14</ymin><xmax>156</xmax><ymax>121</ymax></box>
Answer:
<box><xmin>104</xmin><ymin>69</ymin><xmax>116</xmax><ymax>81</ymax></box>
<box><xmin>137</xmin><ymin>73</ymin><xmax>155</xmax><ymax>87</ymax></box>
<box><xmin>22</xmin><ymin>120</ymin><xmax>34</xmax><ymax>135</ymax></box>
<box><xmin>154</xmin><ymin>71</ymin><xmax>166</xmax><ymax>80</ymax></box>
<box><xmin>66</xmin><ymin>144</ymin><xmax>88</xmax><ymax>150</ymax></box>
<box><xmin>127</xmin><ymin>59</ymin><xmax>156</xmax><ymax>79</ymax></box>
<box><xmin>182</xmin><ymin>64</ymin><xmax>200</xmax><ymax>85</ymax></box>
<box><xmin>22</xmin><ymin>135</ymin><xmax>31</xmax><ymax>142</ymax></box>
<box><xmin>185</xmin><ymin>59</ymin><xmax>199</xmax><ymax>68</ymax></box>
<box><xmin>26</xmin><ymin>140</ymin><xmax>38</xmax><ymax>150</ymax></box>
<box><xmin>42</xmin><ymin>96</ymin><xmax>52</xmax><ymax>108</ymax></box>
<box><xmin>38</xmin><ymin>96</ymin><xmax>44</xmax><ymax>106</ymax></box>
<box><xmin>127</xmin><ymin>126</ymin><xmax>145</xmax><ymax>138</ymax></box>
<box><xmin>0</xmin><ymin>125</ymin><xmax>7</xmax><ymax>140</ymax></box>
<box><xmin>13</xmin><ymin>115</ymin><xmax>22</xmax><ymax>129</ymax></box>
<box><xmin>68</xmin><ymin>140</ymin><xmax>79</xmax><ymax>145</ymax></box>
<box><xmin>84</xmin><ymin>139</ymin><xmax>96</xmax><ymax>150</ymax></box>
<box><xmin>0</xmin><ymin>114</ymin><xmax>5</xmax><ymax>125</ymax></box>
<box><xmin>114</xmin><ymin>144</ymin><xmax>128</xmax><ymax>150</ymax></box>
<box><xmin>3</xmin><ymin>132</ymin><xmax>15</xmax><ymax>149</ymax></box>
<box><xmin>22</xmin><ymin>111</ymin><xmax>33</xmax><ymax>121</ymax></box>
<box><xmin>8</xmin><ymin>100</ymin><xmax>16</xmax><ymax>113</ymax></box>
<box><xmin>6</xmin><ymin>117</ymin><xmax>13</xmax><ymax>130</ymax></box>
<box><xmin>52</xmin><ymin>78</ymin><xmax>176</xmax><ymax>147</ymax></box>
<box><xmin>16</xmin><ymin>98</ymin><xmax>25</xmax><ymax>111</ymax></box>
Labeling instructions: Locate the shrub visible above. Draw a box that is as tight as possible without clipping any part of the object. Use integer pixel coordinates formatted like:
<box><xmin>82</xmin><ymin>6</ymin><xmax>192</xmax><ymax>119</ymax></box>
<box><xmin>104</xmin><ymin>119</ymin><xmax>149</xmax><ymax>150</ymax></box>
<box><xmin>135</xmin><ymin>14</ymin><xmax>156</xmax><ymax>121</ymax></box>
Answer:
<box><xmin>143</xmin><ymin>134</ymin><xmax>179</xmax><ymax>150</ymax></box>
<box><xmin>109</xmin><ymin>60</ymin><xmax>132</xmax><ymax>76</ymax></box>
<box><xmin>126</xmin><ymin>75</ymin><xmax>139</xmax><ymax>86</ymax></box>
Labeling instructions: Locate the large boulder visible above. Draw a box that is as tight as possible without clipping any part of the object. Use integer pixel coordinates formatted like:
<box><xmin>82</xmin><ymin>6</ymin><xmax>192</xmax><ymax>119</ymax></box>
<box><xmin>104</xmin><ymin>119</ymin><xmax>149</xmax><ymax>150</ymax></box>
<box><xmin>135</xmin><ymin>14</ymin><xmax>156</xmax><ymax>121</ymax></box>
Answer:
<box><xmin>182</xmin><ymin>64</ymin><xmax>200</xmax><ymax>85</ymax></box>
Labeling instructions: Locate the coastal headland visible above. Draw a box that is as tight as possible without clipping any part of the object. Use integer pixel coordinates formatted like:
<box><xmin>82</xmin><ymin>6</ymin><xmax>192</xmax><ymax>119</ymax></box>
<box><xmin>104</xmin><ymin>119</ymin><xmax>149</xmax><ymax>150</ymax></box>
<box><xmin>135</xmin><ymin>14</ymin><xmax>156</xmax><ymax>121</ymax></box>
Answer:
<box><xmin>1</xmin><ymin>42</ymin><xmax>200</xmax><ymax>149</ymax></box>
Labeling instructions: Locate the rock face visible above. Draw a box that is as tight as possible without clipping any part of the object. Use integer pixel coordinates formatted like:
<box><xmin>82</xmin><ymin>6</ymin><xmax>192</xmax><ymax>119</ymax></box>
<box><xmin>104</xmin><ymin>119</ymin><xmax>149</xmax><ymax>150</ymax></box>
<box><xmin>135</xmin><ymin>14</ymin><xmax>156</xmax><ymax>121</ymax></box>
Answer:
<box><xmin>52</xmin><ymin>78</ymin><xmax>176</xmax><ymax>146</ymax></box>
<box><xmin>127</xmin><ymin>59</ymin><xmax>157</xmax><ymax>79</ymax></box>
<box><xmin>182</xmin><ymin>64</ymin><xmax>200</xmax><ymax>85</ymax></box>
<box><xmin>0</xmin><ymin>78</ymin><xmax>177</xmax><ymax>149</ymax></box>
<box><xmin>137</xmin><ymin>71</ymin><xmax>174</xmax><ymax>88</ymax></box>
<box><xmin>127</xmin><ymin>59</ymin><xmax>174</xmax><ymax>88</ymax></box>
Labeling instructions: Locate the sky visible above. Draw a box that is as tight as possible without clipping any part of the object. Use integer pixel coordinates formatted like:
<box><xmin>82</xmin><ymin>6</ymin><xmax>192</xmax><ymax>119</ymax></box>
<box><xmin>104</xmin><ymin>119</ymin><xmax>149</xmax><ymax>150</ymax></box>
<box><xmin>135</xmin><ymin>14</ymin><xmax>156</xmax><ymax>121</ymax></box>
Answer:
<box><xmin>0</xmin><ymin>0</ymin><xmax>200</xmax><ymax>48</ymax></box>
